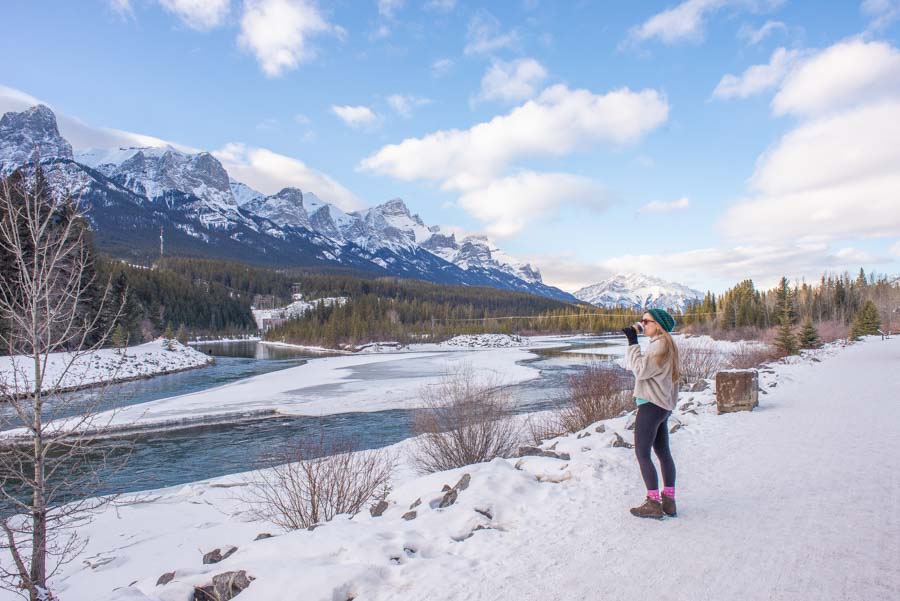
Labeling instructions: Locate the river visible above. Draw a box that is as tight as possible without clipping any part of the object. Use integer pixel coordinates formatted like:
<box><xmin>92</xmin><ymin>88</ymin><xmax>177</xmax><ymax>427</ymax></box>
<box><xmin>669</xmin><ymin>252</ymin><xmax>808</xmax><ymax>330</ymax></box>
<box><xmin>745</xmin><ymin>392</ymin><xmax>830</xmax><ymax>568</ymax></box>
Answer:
<box><xmin>2</xmin><ymin>336</ymin><xmax>627</xmax><ymax>506</ymax></box>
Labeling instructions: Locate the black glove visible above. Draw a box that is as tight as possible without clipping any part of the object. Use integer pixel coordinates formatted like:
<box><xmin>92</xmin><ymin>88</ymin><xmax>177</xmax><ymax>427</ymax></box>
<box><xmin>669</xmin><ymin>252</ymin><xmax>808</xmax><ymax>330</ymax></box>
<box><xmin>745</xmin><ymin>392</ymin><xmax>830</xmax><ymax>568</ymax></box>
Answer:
<box><xmin>622</xmin><ymin>326</ymin><xmax>639</xmax><ymax>346</ymax></box>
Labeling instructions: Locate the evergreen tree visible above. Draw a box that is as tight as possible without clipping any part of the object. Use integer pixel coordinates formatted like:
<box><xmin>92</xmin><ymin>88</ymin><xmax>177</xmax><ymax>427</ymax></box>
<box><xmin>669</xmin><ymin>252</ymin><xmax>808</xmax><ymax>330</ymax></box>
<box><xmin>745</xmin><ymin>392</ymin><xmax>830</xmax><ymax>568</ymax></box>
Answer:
<box><xmin>175</xmin><ymin>324</ymin><xmax>189</xmax><ymax>345</ymax></box>
<box><xmin>798</xmin><ymin>317</ymin><xmax>821</xmax><ymax>349</ymax></box>
<box><xmin>163</xmin><ymin>324</ymin><xmax>175</xmax><ymax>350</ymax></box>
<box><xmin>774</xmin><ymin>308</ymin><xmax>798</xmax><ymax>355</ymax></box>
<box><xmin>111</xmin><ymin>324</ymin><xmax>129</xmax><ymax>354</ymax></box>
<box><xmin>850</xmin><ymin>300</ymin><xmax>882</xmax><ymax>340</ymax></box>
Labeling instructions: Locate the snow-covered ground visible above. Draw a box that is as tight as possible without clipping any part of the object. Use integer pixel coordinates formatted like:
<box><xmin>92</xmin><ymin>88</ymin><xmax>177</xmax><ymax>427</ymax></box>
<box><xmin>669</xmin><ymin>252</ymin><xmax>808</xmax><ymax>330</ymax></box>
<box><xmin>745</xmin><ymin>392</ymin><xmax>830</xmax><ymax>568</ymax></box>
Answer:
<box><xmin>0</xmin><ymin>340</ymin><xmax>212</xmax><ymax>396</ymax></box>
<box><xmin>252</xmin><ymin>297</ymin><xmax>347</xmax><ymax>331</ymax></box>
<box><xmin>9</xmin><ymin>336</ymin><xmax>897</xmax><ymax>600</ymax></box>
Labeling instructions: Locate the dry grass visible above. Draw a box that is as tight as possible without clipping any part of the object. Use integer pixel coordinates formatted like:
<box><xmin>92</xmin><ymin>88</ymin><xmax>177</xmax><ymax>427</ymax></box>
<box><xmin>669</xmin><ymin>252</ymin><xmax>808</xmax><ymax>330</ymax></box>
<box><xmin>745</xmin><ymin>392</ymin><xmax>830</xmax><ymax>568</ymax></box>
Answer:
<box><xmin>524</xmin><ymin>411</ymin><xmax>566</xmax><ymax>446</ymax></box>
<box><xmin>245</xmin><ymin>433</ymin><xmax>395</xmax><ymax>531</ymax></box>
<box><xmin>726</xmin><ymin>341</ymin><xmax>785</xmax><ymax>369</ymax></box>
<box><xmin>677</xmin><ymin>337</ymin><xmax>730</xmax><ymax>384</ymax></box>
<box><xmin>409</xmin><ymin>367</ymin><xmax>520</xmax><ymax>474</ymax></box>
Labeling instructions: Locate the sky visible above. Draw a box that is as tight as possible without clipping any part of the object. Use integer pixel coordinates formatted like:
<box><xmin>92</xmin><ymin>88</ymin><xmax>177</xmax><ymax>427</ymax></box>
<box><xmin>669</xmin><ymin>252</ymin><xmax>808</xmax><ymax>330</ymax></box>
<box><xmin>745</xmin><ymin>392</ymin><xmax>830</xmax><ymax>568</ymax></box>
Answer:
<box><xmin>2</xmin><ymin>0</ymin><xmax>899</xmax><ymax>294</ymax></box>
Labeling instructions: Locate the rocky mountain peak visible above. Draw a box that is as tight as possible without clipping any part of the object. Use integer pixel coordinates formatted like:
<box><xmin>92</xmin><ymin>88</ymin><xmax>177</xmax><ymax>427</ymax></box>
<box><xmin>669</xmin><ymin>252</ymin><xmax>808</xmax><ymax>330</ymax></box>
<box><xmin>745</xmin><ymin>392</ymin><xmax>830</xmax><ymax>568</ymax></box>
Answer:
<box><xmin>0</xmin><ymin>104</ymin><xmax>73</xmax><ymax>172</ymax></box>
<box><xmin>574</xmin><ymin>273</ymin><xmax>702</xmax><ymax>311</ymax></box>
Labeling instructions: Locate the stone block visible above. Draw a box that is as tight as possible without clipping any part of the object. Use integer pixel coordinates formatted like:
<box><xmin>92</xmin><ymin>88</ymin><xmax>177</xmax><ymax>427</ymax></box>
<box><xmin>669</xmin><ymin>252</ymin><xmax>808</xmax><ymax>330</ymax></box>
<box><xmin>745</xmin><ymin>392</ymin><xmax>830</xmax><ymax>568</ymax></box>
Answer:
<box><xmin>715</xmin><ymin>370</ymin><xmax>759</xmax><ymax>413</ymax></box>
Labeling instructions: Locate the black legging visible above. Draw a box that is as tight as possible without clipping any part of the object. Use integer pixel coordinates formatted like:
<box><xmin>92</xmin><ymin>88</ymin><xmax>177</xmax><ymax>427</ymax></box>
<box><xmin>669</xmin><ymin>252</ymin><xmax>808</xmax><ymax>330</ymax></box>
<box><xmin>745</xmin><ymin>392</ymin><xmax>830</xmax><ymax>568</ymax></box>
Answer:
<box><xmin>634</xmin><ymin>402</ymin><xmax>676</xmax><ymax>491</ymax></box>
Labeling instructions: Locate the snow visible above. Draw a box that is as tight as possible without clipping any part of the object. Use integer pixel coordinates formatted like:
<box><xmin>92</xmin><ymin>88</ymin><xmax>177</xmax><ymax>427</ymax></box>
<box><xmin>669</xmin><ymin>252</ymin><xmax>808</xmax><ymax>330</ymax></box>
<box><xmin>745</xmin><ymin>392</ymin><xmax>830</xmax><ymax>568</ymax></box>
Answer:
<box><xmin>251</xmin><ymin>297</ymin><xmax>348</xmax><ymax>330</ymax></box>
<box><xmin>574</xmin><ymin>273</ymin><xmax>702</xmax><ymax>311</ymax></box>
<box><xmin>0</xmin><ymin>340</ymin><xmax>212</xmax><ymax>397</ymax></box>
<box><xmin>9</xmin><ymin>336</ymin><xmax>897</xmax><ymax>600</ymax></box>
<box><xmin>439</xmin><ymin>334</ymin><xmax>527</xmax><ymax>348</ymax></box>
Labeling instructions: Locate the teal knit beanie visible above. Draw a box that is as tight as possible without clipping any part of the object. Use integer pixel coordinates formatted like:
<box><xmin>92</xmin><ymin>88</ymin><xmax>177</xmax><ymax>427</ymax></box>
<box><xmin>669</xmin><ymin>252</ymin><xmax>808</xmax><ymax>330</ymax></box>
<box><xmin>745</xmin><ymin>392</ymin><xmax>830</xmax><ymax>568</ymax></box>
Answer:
<box><xmin>647</xmin><ymin>308</ymin><xmax>675</xmax><ymax>333</ymax></box>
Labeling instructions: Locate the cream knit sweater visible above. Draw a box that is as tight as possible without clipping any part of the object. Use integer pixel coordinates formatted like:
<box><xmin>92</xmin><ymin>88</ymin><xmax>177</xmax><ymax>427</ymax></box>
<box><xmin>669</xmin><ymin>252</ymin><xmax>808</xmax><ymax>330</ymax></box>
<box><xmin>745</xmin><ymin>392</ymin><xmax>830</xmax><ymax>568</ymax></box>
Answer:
<box><xmin>626</xmin><ymin>337</ymin><xmax>678</xmax><ymax>412</ymax></box>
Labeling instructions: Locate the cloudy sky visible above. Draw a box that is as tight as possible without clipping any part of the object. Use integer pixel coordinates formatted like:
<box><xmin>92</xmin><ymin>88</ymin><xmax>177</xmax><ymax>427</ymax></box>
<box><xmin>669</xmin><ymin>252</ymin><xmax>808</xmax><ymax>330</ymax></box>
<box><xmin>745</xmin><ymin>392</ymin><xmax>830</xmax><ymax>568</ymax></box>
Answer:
<box><xmin>2</xmin><ymin>0</ymin><xmax>899</xmax><ymax>293</ymax></box>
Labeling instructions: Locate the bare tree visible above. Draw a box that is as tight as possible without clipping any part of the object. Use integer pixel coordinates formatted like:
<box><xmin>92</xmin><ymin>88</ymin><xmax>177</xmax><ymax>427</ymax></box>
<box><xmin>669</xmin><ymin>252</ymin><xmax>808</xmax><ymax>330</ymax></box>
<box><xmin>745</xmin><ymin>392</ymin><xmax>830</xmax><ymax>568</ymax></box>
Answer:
<box><xmin>410</xmin><ymin>366</ymin><xmax>520</xmax><ymax>474</ymax></box>
<box><xmin>0</xmin><ymin>169</ymin><xmax>127</xmax><ymax>600</ymax></box>
<box><xmin>244</xmin><ymin>432</ymin><xmax>395</xmax><ymax>531</ymax></box>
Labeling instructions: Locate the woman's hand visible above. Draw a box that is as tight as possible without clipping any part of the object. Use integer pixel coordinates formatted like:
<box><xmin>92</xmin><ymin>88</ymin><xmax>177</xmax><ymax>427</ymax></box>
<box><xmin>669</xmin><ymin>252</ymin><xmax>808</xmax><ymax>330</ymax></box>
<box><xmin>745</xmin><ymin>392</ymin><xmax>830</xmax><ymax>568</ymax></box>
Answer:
<box><xmin>622</xmin><ymin>326</ymin><xmax>639</xmax><ymax>346</ymax></box>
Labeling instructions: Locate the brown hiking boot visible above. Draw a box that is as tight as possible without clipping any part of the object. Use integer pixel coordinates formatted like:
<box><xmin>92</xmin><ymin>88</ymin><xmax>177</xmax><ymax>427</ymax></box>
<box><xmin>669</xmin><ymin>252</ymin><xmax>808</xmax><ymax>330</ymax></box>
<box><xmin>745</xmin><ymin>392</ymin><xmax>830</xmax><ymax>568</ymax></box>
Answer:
<box><xmin>630</xmin><ymin>497</ymin><xmax>664</xmax><ymax>519</ymax></box>
<box><xmin>661</xmin><ymin>494</ymin><xmax>677</xmax><ymax>517</ymax></box>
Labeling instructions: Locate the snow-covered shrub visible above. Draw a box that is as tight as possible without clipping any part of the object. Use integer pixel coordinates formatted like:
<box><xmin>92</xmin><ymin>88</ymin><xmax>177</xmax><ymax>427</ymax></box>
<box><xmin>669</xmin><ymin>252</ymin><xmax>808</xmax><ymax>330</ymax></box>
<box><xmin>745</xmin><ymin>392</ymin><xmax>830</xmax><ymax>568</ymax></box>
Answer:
<box><xmin>524</xmin><ymin>412</ymin><xmax>567</xmax><ymax>446</ymax></box>
<box><xmin>410</xmin><ymin>367</ymin><xmax>520</xmax><ymax>473</ymax></box>
<box><xmin>245</xmin><ymin>434</ymin><xmax>395</xmax><ymax>531</ymax></box>
<box><xmin>557</xmin><ymin>364</ymin><xmax>631</xmax><ymax>433</ymax></box>
<box><xmin>727</xmin><ymin>342</ymin><xmax>782</xmax><ymax>369</ymax></box>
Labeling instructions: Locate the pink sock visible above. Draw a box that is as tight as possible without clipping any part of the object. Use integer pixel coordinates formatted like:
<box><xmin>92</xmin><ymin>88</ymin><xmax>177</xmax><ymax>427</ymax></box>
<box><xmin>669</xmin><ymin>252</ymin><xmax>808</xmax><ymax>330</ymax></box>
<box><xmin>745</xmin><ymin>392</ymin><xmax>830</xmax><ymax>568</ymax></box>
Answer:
<box><xmin>663</xmin><ymin>486</ymin><xmax>675</xmax><ymax>498</ymax></box>
<box><xmin>647</xmin><ymin>490</ymin><xmax>661</xmax><ymax>502</ymax></box>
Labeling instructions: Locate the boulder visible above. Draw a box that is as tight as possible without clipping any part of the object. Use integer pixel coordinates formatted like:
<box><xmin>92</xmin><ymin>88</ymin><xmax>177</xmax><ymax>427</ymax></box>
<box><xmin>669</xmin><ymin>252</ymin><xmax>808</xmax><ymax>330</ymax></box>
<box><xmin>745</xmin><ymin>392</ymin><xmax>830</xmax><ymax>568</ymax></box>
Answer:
<box><xmin>193</xmin><ymin>570</ymin><xmax>254</xmax><ymax>601</ymax></box>
<box><xmin>253</xmin><ymin>533</ymin><xmax>273</xmax><ymax>541</ymax></box>
<box><xmin>438</xmin><ymin>473</ymin><xmax>472</xmax><ymax>508</ymax></box>
<box><xmin>594</xmin><ymin>424</ymin><xmax>606</xmax><ymax>433</ymax></box>
<box><xmin>715</xmin><ymin>370</ymin><xmax>759</xmax><ymax>413</ymax></box>
<box><xmin>409</xmin><ymin>497</ymin><xmax>421</xmax><ymax>510</ymax></box>
<box><xmin>401</xmin><ymin>510</ymin><xmax>417</xmax><ymax>521</ymax></box>
<box><xmin>516</xmin><ymin>446</ymin><xmax>570</xmax><ymax>460</ymax></box>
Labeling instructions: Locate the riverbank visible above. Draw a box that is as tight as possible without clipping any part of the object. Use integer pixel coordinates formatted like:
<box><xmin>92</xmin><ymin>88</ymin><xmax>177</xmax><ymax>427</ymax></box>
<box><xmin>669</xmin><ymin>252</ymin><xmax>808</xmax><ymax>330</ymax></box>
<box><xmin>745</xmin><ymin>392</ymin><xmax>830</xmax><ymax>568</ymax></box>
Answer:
<box><xmin>15</xmin><ymin>336</ymin><xmax>895</xmax><ymax>600</ymax></box>
<box><xmin>0</xmin><ymin>340</ymin><xmax>212</xmax><ymax>400</ymax></box>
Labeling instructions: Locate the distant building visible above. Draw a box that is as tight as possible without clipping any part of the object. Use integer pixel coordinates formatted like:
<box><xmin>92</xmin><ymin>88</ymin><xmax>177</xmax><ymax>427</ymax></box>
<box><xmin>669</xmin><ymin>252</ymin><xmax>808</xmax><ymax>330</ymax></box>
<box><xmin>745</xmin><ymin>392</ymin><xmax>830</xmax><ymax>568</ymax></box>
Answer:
<box><xmin>291</xmin><ymin>283</ymin><xmax>304</xmax><ymax>301</ymax></box>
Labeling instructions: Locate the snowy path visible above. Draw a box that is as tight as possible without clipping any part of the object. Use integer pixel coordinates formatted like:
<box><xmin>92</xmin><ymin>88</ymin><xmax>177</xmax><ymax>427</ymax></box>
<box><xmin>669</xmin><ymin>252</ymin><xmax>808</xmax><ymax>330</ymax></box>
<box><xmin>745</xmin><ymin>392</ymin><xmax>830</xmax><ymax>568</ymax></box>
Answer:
<box><xmin>387</xmin><ymin>338</ymin><xmax>899</xmax><ymax>601</ymax></box>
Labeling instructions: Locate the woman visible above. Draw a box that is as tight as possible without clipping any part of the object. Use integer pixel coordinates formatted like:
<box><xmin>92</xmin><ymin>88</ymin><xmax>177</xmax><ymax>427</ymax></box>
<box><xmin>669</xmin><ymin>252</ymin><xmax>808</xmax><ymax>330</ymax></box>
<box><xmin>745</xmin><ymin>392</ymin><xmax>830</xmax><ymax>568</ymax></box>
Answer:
<box><xmin>622</xmin><ymin>308</ymin><xmax>680</xmax><ymax>519</ymax></box>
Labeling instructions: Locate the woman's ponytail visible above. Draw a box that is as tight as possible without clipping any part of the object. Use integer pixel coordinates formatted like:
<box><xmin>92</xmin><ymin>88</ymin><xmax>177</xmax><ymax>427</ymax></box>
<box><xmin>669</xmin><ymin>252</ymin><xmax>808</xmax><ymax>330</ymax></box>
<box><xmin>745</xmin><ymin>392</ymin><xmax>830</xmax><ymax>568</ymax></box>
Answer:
<box><xmin>655</xmin><ymin>330</ymin><xmax>681</xmax><ymax>384</ymax></box>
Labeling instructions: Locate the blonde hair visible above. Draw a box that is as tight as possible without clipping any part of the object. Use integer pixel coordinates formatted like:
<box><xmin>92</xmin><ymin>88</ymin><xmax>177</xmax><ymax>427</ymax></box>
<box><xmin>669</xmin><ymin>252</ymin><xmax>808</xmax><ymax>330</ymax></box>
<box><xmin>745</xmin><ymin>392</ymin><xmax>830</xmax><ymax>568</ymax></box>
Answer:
<box><xmin>656</xmin><ymin>329</ymin><xmax>681</xmax><ymax>383</ymax></box>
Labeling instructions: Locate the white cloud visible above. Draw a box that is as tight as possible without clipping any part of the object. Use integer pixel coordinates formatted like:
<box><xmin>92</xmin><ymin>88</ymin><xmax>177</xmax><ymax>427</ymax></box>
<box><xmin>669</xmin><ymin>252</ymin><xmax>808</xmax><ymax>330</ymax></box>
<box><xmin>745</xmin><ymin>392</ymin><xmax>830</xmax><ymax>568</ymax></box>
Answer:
<box><xmin>718</xmin><ymin>41</ymin><xmax>900</xmax><ymax>244</ymax></box>
<box><xmin>377</xmin><ymin>0</ymin><xmax>404</xmax><ymax>18</ymax></box>
<box><xmin>238</xmin><ymin>0</ymin><xmax>336</xmax><ymax>77</ymax></box>
<box><xmin>159</xmin><ymin>0</ymin><xmax>230</xmax><ymax>30</ymax></box>
<box><xmin>476</xmin><ymin>58</ymin><xmax>547</xmax><ymax>104</ymax></box>
<box><xmin>431</xmin><ymin>58</ymin><xmax>454</xmax><ymax>77</ymax></box>
<box><xmin>863</xmin><ymin>0</ymin><xmax>900</xmax><ymax>30</ymax></box>
<box><xmin>738</xmin><ymin>19</ymin><xmax>786</xmax><ymax>44</ymax></box>
<box><xmin>712</xmin><ymin>47</ymin><xmax>800</xmax><ymax>99</ymax></box>
<box><xmin>626</xmin><ymin>0</ymin><xmax>783</xmax><ymax>46</ymax></box>
<box><xmin>331</xmin><ymin>104</ymin><xmax>378</xmax><ymax>128</ymax></box>
<box><xmin>362</xmin><ymin>84</ymin><xmax>668</xmax><ymax>235</ymax></box>
<box><xmin>293</xmin><ymin>113</ymin><xmax>311</xmax><ymax>124</ymax></box>
<box><xmin>638</xmin><ymin>196</ymin><xmax>690</xmax><ymax>213</ymax></box>
<box><xmin>772</xmin><ymin>39</ymin><xmax>900</xmax><ymax>117</ymax></box>
<box><xmin>457</xmin><ymin>171</ymin><xmax>607</xmax><ymax>237</ymax></box>
<box><xmin>464</xmin><ymin>10</ymin><xmax>519</xmax><ymax>55</ymax></box>
<box><xmin>109</xmin><ymin>0</ymin><xmax>133</xmax><ymax>17</ymax></box>
<box><xmin>386</xmin><ymin>94</ymin><xmax>430</xmax><ymax>118</ymax></box>
<box><xmin>424</xmin><ymin>0</ymin><xmax>456</xmax><ymax>12</ymax></box>
<box><xmin>214</xmin><ymin>143</ymin><xmax>362</xmax><ymax>210</ymax></box>
<box><xmin>890</xmin><ymin>240</ymin><xmax>900</xmax><ymax>256</ymax></box>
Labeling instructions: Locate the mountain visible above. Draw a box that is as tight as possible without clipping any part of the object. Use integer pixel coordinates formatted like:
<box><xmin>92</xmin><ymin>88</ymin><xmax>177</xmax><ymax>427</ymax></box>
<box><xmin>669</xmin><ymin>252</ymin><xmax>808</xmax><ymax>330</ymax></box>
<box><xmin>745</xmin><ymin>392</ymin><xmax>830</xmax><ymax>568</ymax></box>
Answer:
<box><xmin>574</xmin><ymin>273</ymin><xmax>702</xmax><ymax>311</ymax></box>
<box><xmin>0</xmin><ymin>104</ymin><xmax>577</xmax><ymax>302</ymax></box>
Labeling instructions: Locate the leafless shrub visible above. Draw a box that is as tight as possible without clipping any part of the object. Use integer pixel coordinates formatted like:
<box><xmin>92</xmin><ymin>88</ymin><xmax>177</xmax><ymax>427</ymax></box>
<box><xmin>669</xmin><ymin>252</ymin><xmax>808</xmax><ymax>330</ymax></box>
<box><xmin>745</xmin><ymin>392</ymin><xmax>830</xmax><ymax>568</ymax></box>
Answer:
<box><xmin>556</xmin><ymin>364</ymin><xmax>631</xmax><ymax>434</ymax></box>
<box><xmin>410</xmin><ymin>367</ymin><xmax>520</xmax><ymax>474</ymax></box>
<box><xmin>245</xmin><ymin>433</ymin><xmax>395</xmax><ymax>531</ymax></box>
<box><xmin>677</xmin><ymin>337</ymin><xmax>729</xmax><ymax>384</ymax></box>
<box><xmin>524</xmin><ymin>411</ymin><xmax>566</xmax><ymax>446</ymax></box>
<box><xmin>814</xmin><ymin>319</ymin><xmax>849</xmax><ymax>343</ymax></box>
<box><xmin>726</xmin><ymin>341</ymin><xmax>784</xmax><ymax>369</ymax></box>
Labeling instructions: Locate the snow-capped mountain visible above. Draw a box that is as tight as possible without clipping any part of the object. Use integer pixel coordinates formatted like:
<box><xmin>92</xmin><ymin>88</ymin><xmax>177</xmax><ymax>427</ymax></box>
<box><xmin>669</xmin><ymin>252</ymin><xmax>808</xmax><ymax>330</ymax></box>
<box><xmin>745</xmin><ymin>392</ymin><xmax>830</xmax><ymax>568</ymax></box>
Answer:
<box><xmin>574</xmin><ymin>273</ymin><xmax>702</xmax><ymax>311</ymax></box>
<box><xmin>0</xmin><ymin>104</ymin><xmax>576</xmax><ymax>302</ymax></box>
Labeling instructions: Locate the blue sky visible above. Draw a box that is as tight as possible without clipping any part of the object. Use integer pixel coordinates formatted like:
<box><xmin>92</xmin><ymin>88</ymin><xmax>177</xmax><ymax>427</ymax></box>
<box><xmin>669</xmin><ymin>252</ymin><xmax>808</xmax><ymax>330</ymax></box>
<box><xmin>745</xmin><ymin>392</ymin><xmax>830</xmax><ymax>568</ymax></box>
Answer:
<box><xmin>2</xmin><ymin>0</ymin><xmax>900</xmax><ymax>293</ymax></box>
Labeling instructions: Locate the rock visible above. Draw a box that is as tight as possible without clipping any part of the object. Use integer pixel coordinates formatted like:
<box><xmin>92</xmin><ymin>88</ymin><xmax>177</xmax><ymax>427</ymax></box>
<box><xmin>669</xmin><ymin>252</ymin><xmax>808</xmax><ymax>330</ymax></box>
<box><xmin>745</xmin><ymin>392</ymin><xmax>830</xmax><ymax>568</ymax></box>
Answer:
<box><xmin>409</xmin><ymin>498</ymin><xmax>421</xmax><ymax>510</ymax></box>
<box><xmin>474</xmin><ymin>508</ymin><xmax>493</xmax><ymax>519</ymax></box>
<box><xmin>768</xmin><ymin>381</ymin><xmax>777</xmax><ymax>388</ymax></box>
<box><xmin>370</xmin><ymin>500</ymin><xmax>389</xmax><ymax>517</ymax></box>
<box><xmin>577</xmin><ymin>431</ymin><xmax>591</xmax><ymax>439</ymax></box>
<box><xmin>679</xmin><ymin>402</ymin><xmax>694</xmax><ymax>412</ymax></box>
<box><xmin>594</xmin><ymin>424</ymin><xmax>606</xmax><ymax>433</ymax></box>
<box><xmin>193</xmin><ymin>570</ymin><xmax>254</xmax><ymax>601</ymax></box>
<box><xmin>454</xmin><ymin>473</ymin><xmax>471</xmax><ymax>491</ymax></box>
<box><xmin>441</xmin><ymin>484</ymin><xmax>452</xmax><ymax>492</ymax></box>
<box><xmin>401</xmin><ymin>510</ymin><xmax>417</xmax><ymax>521</ymax></box>
<box><xmin>306</xmin><ymin>524</ymin><xmax>320</xmax><ymax>531</ymax></box>
<box><xmin>253</xmin><ymin>533</ymin><xmax>273</xmax><ymax>541</ymax></box>
<box><xmin>715</xmin><ymin>370</ymin><xmax>759</xmax><ymax>413</ymax></box>
<box><xmin>202</xmin><ymin>546</ymin><xmax>237</xmax><ymax>565</ymax></box>
<box><xmin>438</xmin><ymin>488</ymin><xmax>458</xmax><ymax>508</ymax></box>
<box><xmin>690</xmin><ymin>379</ymin><xmax>709</xmax><ymax>392</ymax></box>
<box><xmin>516</xmin><ymin>446</ymin><xmax>569</xmax><ymax>460</ymax></box>
<box><xmin>625</xmin><ymin>416</ymin><xmax>636</xmax><ymax>431</ymax></box>
<box><xmin>156</xmin><ymin>572</ymin><xmax>175</xmax><ymax>586</ymax></box>
<box><xmin>669</xmin><ymin>422</ymin><xmax>682</xmax><ymax>434</ymax></box>
<box><xmin>612</xmin><ymin>432</ymin><xmax>634</xmax><ymax>449</ymax></box>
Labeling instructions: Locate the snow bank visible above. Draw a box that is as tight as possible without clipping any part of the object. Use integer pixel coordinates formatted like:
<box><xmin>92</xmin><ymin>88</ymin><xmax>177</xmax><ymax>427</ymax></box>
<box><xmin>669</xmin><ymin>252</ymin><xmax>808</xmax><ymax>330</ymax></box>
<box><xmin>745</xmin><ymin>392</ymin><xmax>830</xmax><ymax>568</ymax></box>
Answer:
<box><xmin>20</xmin><ymin>336</ymin><xmax>897</xmax><ymax>600</ymax></box>
<box><xmin>439</xmin><ymin>334</ymin><xmax>526</xmax><ymax>348</ymax></box>
<box><xmin>0</xmin><ymin>340</ymin><xmax>212</xmax><ymax>395</ymax></box>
